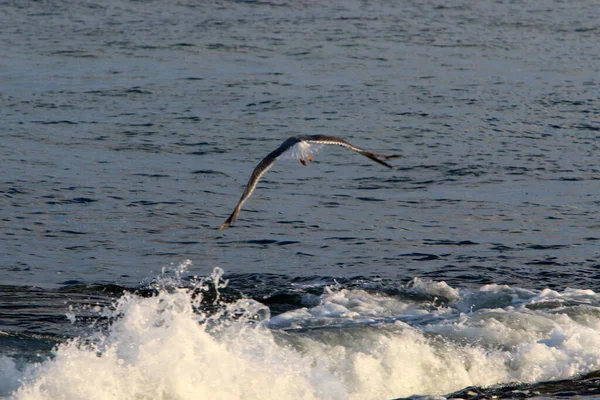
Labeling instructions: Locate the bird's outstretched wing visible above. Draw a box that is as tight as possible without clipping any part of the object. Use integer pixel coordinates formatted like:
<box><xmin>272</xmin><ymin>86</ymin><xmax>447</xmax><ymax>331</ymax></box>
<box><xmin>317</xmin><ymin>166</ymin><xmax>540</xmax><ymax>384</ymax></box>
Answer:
<box><xmin>218</xmin><ymin>135</ymin><xmax>400</xmax><ymax>229</ymax></box>
<box><xmin>299</xmin><ymin>134</ymin><xmax>401</xmax><ymax>169</ymax></box>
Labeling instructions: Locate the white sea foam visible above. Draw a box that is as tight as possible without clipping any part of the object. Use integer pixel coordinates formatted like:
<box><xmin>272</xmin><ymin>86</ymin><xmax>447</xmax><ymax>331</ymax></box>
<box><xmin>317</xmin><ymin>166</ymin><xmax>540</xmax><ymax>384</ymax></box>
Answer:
<box><xmin>4</xmin><ymin>267</ymin><xmax>600</xmax><ymax>400</ymax></box>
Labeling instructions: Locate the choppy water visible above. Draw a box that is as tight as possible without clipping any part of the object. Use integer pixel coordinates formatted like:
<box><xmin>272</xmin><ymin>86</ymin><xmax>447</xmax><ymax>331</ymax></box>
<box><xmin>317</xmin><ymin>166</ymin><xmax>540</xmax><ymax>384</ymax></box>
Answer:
<box><xmin>1</xmin><ymin>0</ymin><xmax>600</xmax><ymax>398</ymax></box>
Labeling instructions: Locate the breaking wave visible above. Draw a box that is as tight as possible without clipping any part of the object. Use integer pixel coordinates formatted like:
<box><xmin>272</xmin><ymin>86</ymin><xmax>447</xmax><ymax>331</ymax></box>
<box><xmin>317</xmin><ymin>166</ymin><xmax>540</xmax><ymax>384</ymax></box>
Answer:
<box><xmin>3</xmin><ymin>262</ymin><xmax>600</xmax><ymax>399</ymax></box>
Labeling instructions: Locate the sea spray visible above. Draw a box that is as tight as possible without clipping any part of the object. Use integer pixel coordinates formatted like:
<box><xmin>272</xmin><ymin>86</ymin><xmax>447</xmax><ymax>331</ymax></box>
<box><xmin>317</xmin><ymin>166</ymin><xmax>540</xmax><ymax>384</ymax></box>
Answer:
<box><xmin>13</xmin><ymin>264</ymin><xmax>342</xmax><ymax>400</ymax></box>
<box><xmin>7</xmin><ymin>264</ymin><xmax>600</xmax><ymax>399</ymax></box>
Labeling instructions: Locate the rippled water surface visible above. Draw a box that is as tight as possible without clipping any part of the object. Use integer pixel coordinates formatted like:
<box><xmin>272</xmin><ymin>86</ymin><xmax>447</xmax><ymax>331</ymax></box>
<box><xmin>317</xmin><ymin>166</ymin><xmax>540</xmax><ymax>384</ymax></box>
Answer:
<box><xmin>1</xmin><ymin>0</ymin><xmax>600</xmax><ymax>398</ymax></box>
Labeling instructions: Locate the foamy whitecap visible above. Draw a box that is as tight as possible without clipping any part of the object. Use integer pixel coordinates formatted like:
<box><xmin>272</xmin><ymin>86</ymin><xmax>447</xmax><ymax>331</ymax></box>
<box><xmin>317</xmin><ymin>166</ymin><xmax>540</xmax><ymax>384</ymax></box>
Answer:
<box><xmin>13</xmin><ymin>289</ymin><xmax>343</xmax><ymax>400</ymax></box>
<box><xmin>6</xmin><ymin>267</ymin><xmax>600</xmax><ymax>400</ymax></box>
<box><xmin>407</xmin><ymin>277</ymin><xmax>461</xmax><ymax>302</ymax></box>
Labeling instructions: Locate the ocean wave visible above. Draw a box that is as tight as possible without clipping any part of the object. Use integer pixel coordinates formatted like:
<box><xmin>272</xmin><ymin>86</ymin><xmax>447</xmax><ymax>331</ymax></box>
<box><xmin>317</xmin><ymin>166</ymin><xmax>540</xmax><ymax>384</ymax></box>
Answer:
<box><xmin>3</xmin><ymin>264</ymin><xmax>600</xmax><ymax>399</ymax></box>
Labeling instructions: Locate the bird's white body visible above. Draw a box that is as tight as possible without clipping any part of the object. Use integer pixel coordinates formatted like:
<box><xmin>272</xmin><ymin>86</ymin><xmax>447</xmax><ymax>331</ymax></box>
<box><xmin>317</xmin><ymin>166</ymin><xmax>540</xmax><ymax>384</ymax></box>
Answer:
<box><xmin>280</xmin><ymin>141</ymin><xmax>324</xmax><ymax>161</ymax></box>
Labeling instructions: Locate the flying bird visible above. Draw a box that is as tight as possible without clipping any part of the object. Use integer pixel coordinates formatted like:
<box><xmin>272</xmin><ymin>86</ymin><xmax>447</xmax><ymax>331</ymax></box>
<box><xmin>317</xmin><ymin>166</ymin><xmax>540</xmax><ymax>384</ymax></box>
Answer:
<box><xmin>219</xmin><ymin>135</ymin><xmax>401</xmax><ymax>230</ymax></box>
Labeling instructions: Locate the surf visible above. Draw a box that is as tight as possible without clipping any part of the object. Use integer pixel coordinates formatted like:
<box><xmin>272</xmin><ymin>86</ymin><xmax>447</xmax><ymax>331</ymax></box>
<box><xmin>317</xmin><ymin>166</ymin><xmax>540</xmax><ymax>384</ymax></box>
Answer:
<box><xmin>4</xmin><ymin>263</ymin><xmax>600</xmax><ymax>400</ymax></box>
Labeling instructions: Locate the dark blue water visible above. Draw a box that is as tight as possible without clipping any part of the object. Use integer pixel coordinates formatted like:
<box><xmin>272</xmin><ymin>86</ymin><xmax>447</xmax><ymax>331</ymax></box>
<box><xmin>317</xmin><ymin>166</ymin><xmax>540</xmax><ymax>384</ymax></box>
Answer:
<box><xmin>1</xmin><ymin>0</ymin><xmax>600</xmax><ymax>398</ymax></box>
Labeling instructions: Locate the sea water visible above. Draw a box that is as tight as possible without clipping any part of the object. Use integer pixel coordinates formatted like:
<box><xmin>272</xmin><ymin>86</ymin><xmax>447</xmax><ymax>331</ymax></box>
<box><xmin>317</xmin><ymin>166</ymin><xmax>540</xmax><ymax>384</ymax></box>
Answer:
<box><xmin>1</xmin><ymin>0</ymin><xmax>600</xmax><ymax>398</ymax></box>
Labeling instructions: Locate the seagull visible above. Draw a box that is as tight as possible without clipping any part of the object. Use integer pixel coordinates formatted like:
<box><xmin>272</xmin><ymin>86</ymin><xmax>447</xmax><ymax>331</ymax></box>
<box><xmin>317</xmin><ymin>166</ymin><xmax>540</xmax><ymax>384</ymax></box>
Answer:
<box><xmin>219</xmin><ymin>134</ymin><xmax>401</xmax><ymax>230</ymax></box>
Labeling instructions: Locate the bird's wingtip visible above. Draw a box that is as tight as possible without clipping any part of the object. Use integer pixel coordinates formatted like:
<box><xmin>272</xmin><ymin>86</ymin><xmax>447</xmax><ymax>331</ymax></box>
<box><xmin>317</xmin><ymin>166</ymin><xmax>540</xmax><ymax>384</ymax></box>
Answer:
<box><xmin>381</xmin><ymin>154</ymin><xmax>402</xmax><ymax>159</ymax></box>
